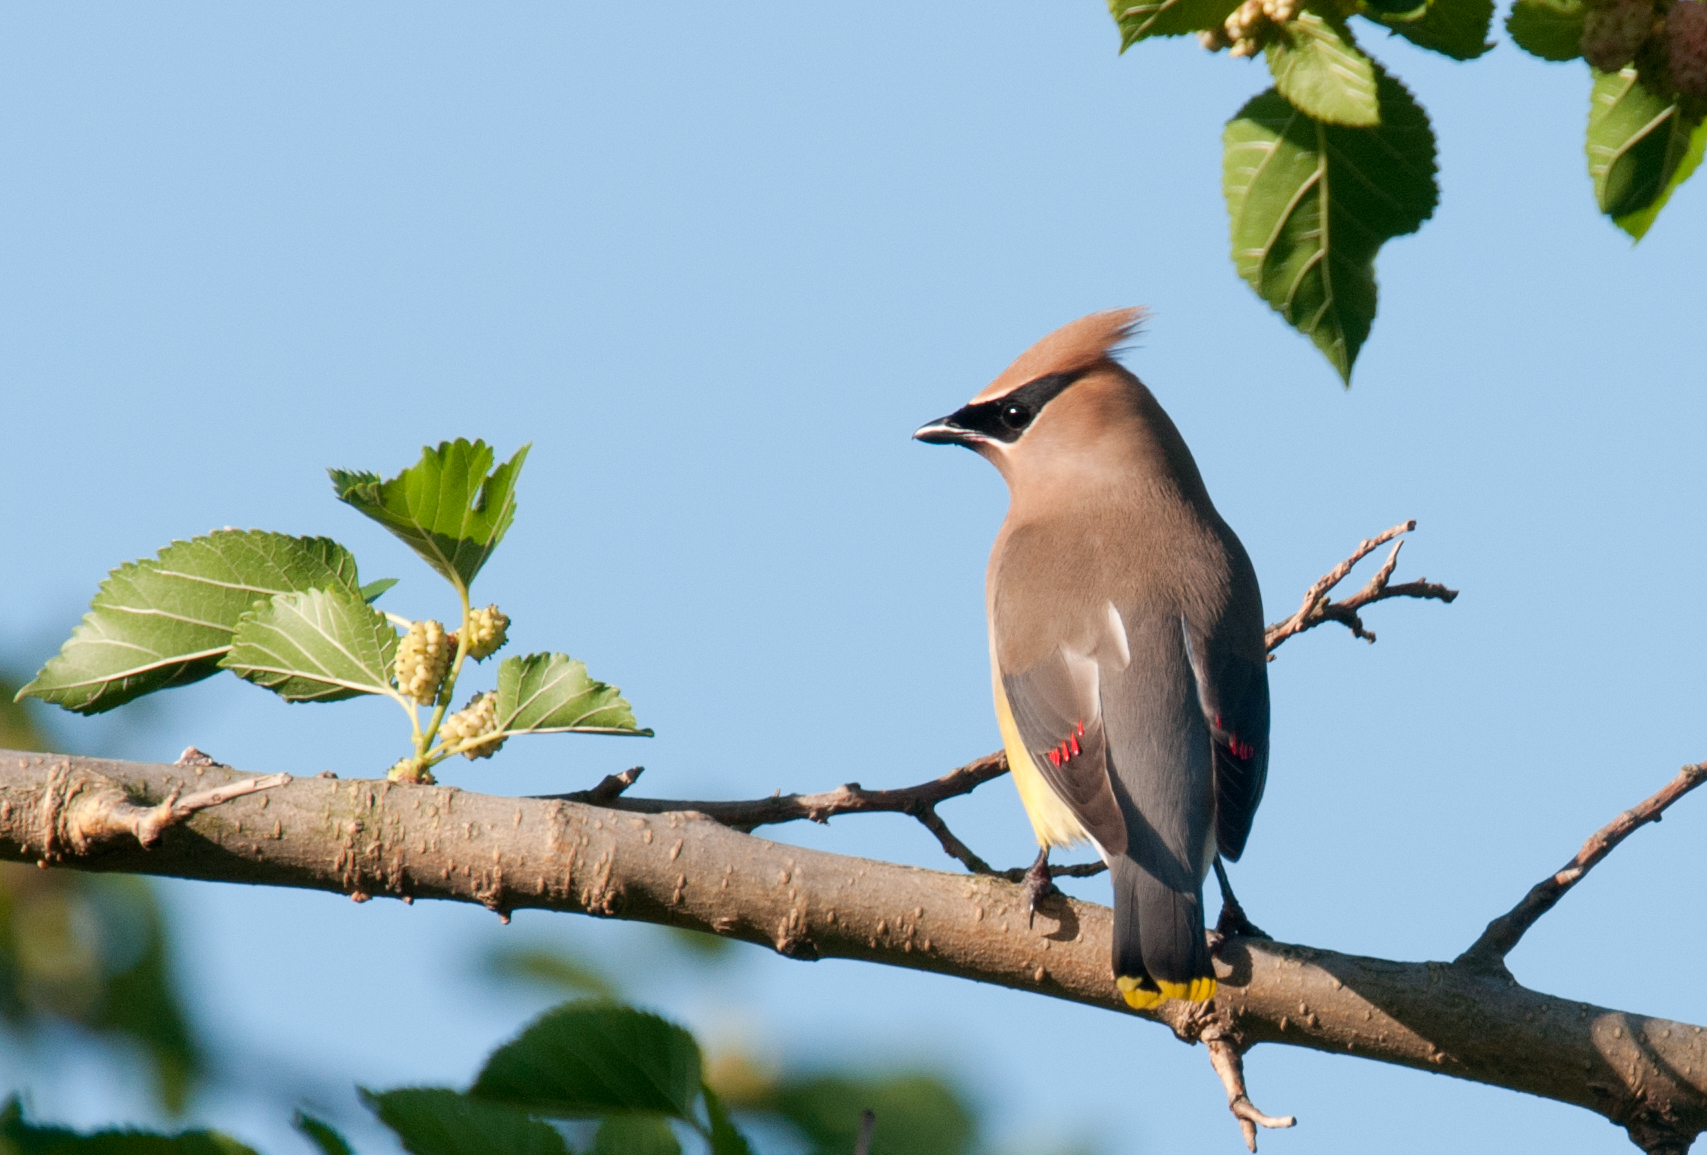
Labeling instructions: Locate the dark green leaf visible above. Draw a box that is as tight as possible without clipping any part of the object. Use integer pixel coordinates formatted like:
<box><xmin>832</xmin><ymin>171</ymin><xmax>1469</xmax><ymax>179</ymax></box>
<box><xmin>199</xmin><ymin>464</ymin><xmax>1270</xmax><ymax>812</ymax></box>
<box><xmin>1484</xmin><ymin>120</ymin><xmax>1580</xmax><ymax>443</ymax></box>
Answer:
<box><xmin>360</xmin><ymin>578</ymin><xmax>400</xmax><ymax>603</ymax></box>
<box><xmin>331</xmin><ymin>440</ymin><xmax>529</xmax><ymax>594</ymax></box>
<box><xmin>1108</xmin><ymin>0</ymin><xmax>1241</xmax><ymax>45</ymax></box>
<box><xmin>291</xmin><ymin>1114</ymin><xmax>353</xmax><ymax>1155</ymax></box>
<box><xmin>590</xmin><ymin>1118</ymin><xmax>680</xmax><ymax>1155</ymax></box>
<box><xmin>1616</xmin><ymin>113</ymin><xmax>1707</xmax><ymax>238</ymax></box>
<box><xmin>471</xmin><ymin>1004</ymin><xmax>702</xmax><ymax>1120</ymax></box>
<box><xmin>1266</xmin><ymin>11</ymin><xmax>1380</xmax><ymax>126</ymax></box>
<box><xmin>702</xmin><ymin>1088</ymin><xmax>754</xmax><ymax>1155</ymax></box>
<box><xmin>362</xmin><ymin>1089</ymin><xmax>567</xmax><ymax>1155</ymax></box>
<box><xmin>1222</xmin><ymin>73</ymin><xmax>1439</xmax><ymax>382</ymax></box>
<box><xmin>1365</xmin><ymin>0</ymin><xmax>1494</xmax><ymax>58</ymax></box>
<box><xmin>1587</xmin><ymin>67</ymin><xmax>1707</xmax><ymax>232</ymax></box>
<box><xmin>0</xmin><ymin>1098</ymin><xmax>256</xmax><ymax>1155</ymax></box>
<box><xmin>221</xmin><ymin>587</ymin><xmax>398</xmax><ymax>702</ymax></box>
<box><xmin>18</xmin><ymin>532</ymin><xmax>362</xmax><ymax>714</ymax></box>
<box><xmin>484</xmin><ymin>945</ymin><xmax>622</xmax><ymax>1000</ymax></box>
<box><xmin>1506</xmin><ymin>0</ymin><xmax>1584</xmax><ymax>59</ymax></box>
<box><xmin>494</xmin><ymin>654</ymin><xmax>651</xmax><ymax>737</ymax></box>
<box><xmin>768</xmin><ymin>1075</ymin><xmax>974</xmax><ymax>1155</ymax></box>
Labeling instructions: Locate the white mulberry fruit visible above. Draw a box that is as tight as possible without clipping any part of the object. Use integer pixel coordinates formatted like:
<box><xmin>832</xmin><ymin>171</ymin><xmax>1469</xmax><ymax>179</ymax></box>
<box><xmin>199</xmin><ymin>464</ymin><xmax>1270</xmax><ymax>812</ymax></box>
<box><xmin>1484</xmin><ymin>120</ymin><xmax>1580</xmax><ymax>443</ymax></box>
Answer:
<box><xmin>461</xmin><ymin>605</ymin><xmax>510</xmax><ymax>661</ymax></box>
<box><xmin>395</xmin><ymin>619</ymin><xmax>452</xmax><ymax>705</ymax></box>
<box><xmin>1669</xmin><ymin>0</ymin><xmax>1707</xmax><ymax>94</ymax></box>
<box><xmin>441</xmin><ymin>692</ymin><xmax>504</xmax><ymax>760</ymax></box>
<box><xmin>1581</xmin><ymin>0</ymin><xmax>1656</xmax><ymax>72</ymax></box>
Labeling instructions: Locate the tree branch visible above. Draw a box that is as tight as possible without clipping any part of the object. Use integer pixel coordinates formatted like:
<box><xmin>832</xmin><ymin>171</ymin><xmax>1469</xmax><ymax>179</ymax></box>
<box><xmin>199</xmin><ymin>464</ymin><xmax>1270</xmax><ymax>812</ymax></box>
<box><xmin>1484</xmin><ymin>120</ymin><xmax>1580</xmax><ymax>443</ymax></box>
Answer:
<box><xmin>1456</xmin><ymin>761</ymin><xmax>1707</xmax><ymax>975</ymax></box>
<box><xmin>4</xmin><ymin>749</ymin><xmax>1706</xmax><ymax>1153</ymax></box>
<box><xmin>1263</xmin><ymin>520</ymin><xmax>1458</xmax><ymax>653</ymax></box>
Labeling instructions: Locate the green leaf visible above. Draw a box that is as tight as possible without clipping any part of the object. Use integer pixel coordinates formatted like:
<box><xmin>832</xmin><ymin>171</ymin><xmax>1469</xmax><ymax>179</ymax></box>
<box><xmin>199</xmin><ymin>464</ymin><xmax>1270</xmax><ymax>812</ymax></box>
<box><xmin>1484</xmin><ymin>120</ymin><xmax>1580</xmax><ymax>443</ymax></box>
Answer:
<box><xmin>1265</xmin><ymin>11</ymin><xmax>1380</xmax><ymax>126</ymax></box>
<box><xmin>1587</xmin><ymin>67</ymin><xmax>1707</xmax><ymax>232</ymax></box>
<box><xmin>1616</xmin><ymin>114</ymin><xmax>1707</xmax><ymax>238</ymax></box>
<box><xmin>1108</xmin><ymin>0</ymin><xmax>1241</xmax><ymax>46</ymax></box>
<box><xmin>18</xmin><ymin>532</ymin><xmax>362</xmax><ymax>714</ymax></box>
<box><xmin>701</xmin><ymin>1088</ymin><xmax>754</xmax><ymax>1155</ymax></box>
<box><xmin>484</xmin><ymin>945</ymin><xmax>622</xmax><ymax>1000</ymax></box>
<box><xmin>471</xmin><ymin>1004</ymin><xmax>702</xmax><ymax>1120</ymax></box>
<box><xmin>494</xmin><ymin>654</ymin><xmax>651</xmax><ymax>737</ymax></box>
<box><xmin>221</xmin><ymin>587</ymin><xmax>398</xmax><ymax>702</ymax></box>
<box><xmin>1365</xmin><ymin>0</ymin><xmax>1494</xmax><ymax>59</ymax></box>
<box><xmin>1223</xmin><ymin>73</ymin><xmax>1439</xmax><ymax>383</ymax></box>
<box><xmin>1506</xmin><ymin>0</ymin><xmax>1584</xmax><ymax>60</ymax></box>
<box><xmin>590</xmin><ymin>1118</ymin><xmax>680</xmax><ymax>1155</ymax></box>
<box><xmin>0</xmin><ymin>1098</ymin><xmax>257</xmax><ymax>1155</ymax></box>
<box><xmin>360</xmin><ymin>577</ymin><xmax>400</xmax><ymax>603</ymax></box>
<box><xmin>767</xmin><ymin>1075</ymin><xmax>975</xmax><ymax>1155</ymax></box>
<box><xmin>291</xmin><ymin>1114</ymin><xmax>353</xmax><ymax>1155</ymax></box>
<box><xmin>331</xmin><ymin>440</ymin><xmax>529</xmax><ymax>594</ymax></box>
<box><xmin>362</xmin><ymin>1089</ymin><xmax>567</xmax><ymax>1155</ymax></box>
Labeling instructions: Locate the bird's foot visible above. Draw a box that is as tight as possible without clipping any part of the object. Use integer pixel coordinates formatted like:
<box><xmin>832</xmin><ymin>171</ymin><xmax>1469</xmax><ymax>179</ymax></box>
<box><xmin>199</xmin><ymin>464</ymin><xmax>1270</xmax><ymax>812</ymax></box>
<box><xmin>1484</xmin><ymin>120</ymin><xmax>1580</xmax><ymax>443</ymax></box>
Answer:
<box><xmin>1214</xmin><ymin>895</ymin><xmax>1272</xmax><ymax>946</ymax></box>
<box><xmin>1024</xmin><ymin>848</ymin><xmax>1058</xmax><ymax>928</ymax></box>
<box><xmin>1211</xmin><ymin>858</ymin><xmax>1272</xmax><ymax>948</ymax></box>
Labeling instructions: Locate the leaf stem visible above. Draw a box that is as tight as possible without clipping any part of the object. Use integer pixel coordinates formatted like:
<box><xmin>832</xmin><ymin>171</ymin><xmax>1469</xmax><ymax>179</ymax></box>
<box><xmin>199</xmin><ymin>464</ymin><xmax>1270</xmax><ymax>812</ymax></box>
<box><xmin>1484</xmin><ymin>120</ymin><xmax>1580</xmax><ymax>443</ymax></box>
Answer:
<box><xmin>417</xmin><ymin>587</ymin><xmax>473</xmax><ymax>760</ymax></box>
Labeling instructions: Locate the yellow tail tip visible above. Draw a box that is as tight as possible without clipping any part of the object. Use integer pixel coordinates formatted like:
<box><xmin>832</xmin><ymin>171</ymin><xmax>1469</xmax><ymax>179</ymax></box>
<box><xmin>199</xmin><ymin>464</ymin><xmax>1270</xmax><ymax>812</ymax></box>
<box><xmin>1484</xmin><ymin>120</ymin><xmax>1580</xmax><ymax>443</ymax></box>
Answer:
<box><xmin>1117</xmin><ymin>975</ymin><xmax>1216</xmax><ymax>1008</ymax></box>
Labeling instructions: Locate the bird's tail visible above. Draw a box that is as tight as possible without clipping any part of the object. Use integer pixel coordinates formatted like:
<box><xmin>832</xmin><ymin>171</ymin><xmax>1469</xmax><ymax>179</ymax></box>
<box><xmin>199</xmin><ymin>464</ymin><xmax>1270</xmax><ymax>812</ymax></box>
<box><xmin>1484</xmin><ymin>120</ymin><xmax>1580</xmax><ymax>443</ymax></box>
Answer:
<box><xmin>1111</xmin><ymin>857</ymin><xmax>1215</xmax><ymax>1009</ymax></box>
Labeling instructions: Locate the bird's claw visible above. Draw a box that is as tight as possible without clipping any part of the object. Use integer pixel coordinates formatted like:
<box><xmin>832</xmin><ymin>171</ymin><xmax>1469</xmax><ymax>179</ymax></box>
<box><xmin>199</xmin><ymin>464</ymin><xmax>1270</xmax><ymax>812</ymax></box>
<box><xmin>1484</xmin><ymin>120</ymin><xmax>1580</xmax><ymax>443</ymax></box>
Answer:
<box><xmin>1024</xmin><ymin>848</ymin><xmax>1058</xmax><ymax>928</ymax></box>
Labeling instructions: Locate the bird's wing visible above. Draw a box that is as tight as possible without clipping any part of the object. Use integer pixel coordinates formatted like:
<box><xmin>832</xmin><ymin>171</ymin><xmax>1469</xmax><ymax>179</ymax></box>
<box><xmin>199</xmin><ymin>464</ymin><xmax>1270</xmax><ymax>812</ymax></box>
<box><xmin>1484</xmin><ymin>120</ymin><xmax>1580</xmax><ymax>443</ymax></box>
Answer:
<box><xmin>1182</xmin><ymin>611</ymin><xmax>1270</xmax><ymax>862</ymax></box>
<box><xmin>999</xmin><ymin>602</ymin><xmax>1130</xmax><ymax>856</ymax></box>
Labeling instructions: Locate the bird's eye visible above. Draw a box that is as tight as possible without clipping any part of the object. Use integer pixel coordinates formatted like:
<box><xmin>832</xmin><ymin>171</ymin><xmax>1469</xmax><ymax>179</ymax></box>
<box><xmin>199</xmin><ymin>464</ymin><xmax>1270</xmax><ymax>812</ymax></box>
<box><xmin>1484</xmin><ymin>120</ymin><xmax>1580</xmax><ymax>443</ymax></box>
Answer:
<box><xmin>1000</xmin><ymin>403</ymin><xmax>1033</xmax><ymax>431</ymax></box>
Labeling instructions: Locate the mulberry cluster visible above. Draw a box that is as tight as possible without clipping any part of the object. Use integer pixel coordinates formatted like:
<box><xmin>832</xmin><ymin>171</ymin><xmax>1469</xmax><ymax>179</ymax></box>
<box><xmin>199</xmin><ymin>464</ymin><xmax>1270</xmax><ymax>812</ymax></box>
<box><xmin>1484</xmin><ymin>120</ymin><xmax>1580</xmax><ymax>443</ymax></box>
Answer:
<box><xmin>460</xmin><ymin>604</ymin><xmax>511</xmax><ymax>661</ymax></box>
<box><xmin>441</xmin><ymin>691</ymin><xmax>504</xmax><ymax>759</ymax></box>
<box><xmin>1200</xmin><ymin>0</ymin><xmax>1300</xmax><ymax>56</ymax></box>
<box><xmin>395</xmin><ymin>619</ymin><xmax>452</xmax><ymax>705</ymax></box>
<box><xmin>1670</xmin><ymin>0</ymin><xmax>1707</xmax><ymax>95</ymax></box>
<box><xmin>1581</xmin><ymin>0</ymin><xmax>1657</xmax><ymax>72</ymax></box>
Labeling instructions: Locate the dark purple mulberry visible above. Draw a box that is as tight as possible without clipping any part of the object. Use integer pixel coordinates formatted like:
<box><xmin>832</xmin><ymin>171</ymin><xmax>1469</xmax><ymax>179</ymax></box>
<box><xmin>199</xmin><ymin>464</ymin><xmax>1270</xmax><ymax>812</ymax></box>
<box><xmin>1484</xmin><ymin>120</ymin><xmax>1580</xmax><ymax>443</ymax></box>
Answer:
<box><xmin>1581</xmin><ymin>0</ymin><xmax>1656</xmax><ymax>71</ymax></box>
<box><xmin>1669</xmin><ymin>0</ymin><xmax>1707</xmax><ymax>95</ymax></box>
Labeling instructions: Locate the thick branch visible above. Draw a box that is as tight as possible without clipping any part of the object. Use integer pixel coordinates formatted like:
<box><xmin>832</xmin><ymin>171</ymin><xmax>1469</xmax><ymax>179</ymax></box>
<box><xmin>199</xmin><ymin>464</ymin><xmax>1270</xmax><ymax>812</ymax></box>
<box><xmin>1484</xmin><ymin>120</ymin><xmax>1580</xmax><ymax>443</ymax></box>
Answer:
<box><xmin>1458</xmin><ymin>761</ymin><xmax>1707</xmax><ymax>974</ymax></box>
<box><xmin>3</xmin><ymin>750</ymin><xmax>1705</xmax><ymax>1152</ymax></box>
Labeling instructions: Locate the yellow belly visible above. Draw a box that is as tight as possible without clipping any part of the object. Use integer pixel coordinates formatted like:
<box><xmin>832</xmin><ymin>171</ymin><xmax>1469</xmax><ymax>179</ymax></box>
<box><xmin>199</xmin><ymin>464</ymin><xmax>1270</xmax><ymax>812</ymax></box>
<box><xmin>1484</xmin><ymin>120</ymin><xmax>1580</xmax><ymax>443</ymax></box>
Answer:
<box><xmin>991</xmin><ymin>657</ymin><xmax>1087</xmax><ymax>850</ymax></box>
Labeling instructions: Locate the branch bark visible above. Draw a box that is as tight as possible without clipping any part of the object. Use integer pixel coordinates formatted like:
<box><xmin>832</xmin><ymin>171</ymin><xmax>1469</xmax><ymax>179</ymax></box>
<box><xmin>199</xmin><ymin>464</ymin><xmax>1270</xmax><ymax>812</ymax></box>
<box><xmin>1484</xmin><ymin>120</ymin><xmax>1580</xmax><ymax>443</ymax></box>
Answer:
<box><xmin>3</xmin><ymin>750</ymin><xmax>1705</xmax><ymax>1153</ymax></box>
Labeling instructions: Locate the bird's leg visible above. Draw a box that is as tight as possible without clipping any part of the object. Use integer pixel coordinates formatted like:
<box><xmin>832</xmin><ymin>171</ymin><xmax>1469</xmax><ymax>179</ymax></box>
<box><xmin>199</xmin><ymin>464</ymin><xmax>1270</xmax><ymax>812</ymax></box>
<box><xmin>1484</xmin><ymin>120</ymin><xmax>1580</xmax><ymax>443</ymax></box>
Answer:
<box><xmin>1212</xmin><ymin>858</ymin><xmax>1271</xmax><ymax>945</ymax></box>
<box><xmin>1024</xmin><ymin>846</ymin><xmax>1059</xmax><ymax>927</ymax></box>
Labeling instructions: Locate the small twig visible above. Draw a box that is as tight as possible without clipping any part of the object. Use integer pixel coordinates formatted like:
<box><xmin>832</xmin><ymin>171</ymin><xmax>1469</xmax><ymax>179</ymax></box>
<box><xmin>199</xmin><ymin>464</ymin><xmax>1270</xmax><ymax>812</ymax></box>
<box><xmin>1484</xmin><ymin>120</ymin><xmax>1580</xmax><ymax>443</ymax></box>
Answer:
<box><xmin>913</xmin><ymin>803</ymin><xmax>997</xmax><ymax>874</ymax></box>
<box><xmin>40</xmin><ymin>764</ymin><xmax>292</xmax><ymax>858</ymax></box>
<box><xmin>1263</xmin><ymin>520</ymin><xmax>1457</xmax><ymax>655</ymax></box>
<box><xmin>1457</xmin><ymin>760</ymin><xmax>1707</xmax><ymax>974</ymax></box>
<box><xmin>557</xmin><ymin>767</ymin><xmax>645</xmax><ymax>805</ymax></box>
<box><xmin>1205</xmin><ymin>1036</ymin><xmax>1296</xmax><ymax>1152</ymax></box>
<box><xmin>854</xmin><ymin>1109</ymin><xmax>876</xmax><ymax>1155</ymax></box>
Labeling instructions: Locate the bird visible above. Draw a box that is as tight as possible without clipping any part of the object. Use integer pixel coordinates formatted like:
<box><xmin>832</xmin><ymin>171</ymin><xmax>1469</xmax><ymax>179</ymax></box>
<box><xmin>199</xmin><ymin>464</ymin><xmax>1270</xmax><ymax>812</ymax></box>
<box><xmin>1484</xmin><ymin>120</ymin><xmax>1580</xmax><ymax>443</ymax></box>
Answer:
<box><xmin>913</xmin><ymin>308</ymin><xmax>1269</xmax><ymax>1009</ymax></box>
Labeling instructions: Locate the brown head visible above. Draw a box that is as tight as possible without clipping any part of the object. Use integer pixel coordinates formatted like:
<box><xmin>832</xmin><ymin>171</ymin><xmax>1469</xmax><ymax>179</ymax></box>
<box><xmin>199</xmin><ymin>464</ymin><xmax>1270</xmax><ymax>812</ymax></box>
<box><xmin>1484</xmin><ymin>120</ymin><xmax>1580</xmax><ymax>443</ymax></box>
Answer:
<box><xmin>914</xmin><ymin>308</ymin><xmax>1208</xmax><ymax>507</ymax></box>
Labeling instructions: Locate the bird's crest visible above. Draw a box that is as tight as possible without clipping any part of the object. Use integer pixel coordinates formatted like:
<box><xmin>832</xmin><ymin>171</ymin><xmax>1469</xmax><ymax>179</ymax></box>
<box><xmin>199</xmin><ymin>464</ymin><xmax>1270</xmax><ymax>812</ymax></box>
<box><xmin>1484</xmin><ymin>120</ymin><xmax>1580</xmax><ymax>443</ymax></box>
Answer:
<box><xmin>971</xmin><ymin>308</ymin><xmax>1147</xmax><ymax>403</ymax></box>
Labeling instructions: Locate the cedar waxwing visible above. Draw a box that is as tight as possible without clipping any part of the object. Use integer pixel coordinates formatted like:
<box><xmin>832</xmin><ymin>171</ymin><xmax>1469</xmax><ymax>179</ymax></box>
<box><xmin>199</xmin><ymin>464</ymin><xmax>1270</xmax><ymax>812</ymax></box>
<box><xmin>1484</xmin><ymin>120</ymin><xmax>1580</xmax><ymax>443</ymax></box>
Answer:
<box><xmin>914</xmin><ymin>309</ymin><xmax>1269</xmax><ymax>1009</ymax></box>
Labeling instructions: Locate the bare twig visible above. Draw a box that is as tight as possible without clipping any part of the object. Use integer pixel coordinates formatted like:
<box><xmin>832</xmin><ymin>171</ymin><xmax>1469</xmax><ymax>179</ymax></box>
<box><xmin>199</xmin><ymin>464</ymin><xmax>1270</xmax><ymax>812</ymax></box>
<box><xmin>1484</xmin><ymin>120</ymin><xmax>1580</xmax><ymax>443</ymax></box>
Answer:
<box><xmin>1457</xmin><ymin>760</ymin><xmax>1707</xmax><ymax>974</ymax></box>
<box><xmin>1204</xmin><ymin>1035</ymin><xmax>1296</xmax><ymax>1152</ymax></box>
<box><xmin>1263</xmin><ymin>520</ymin><xmax>1457</xmax><ymax>654</ymax></box>
<box><xmin>38</xmin><ymin>762</ymin><xmax>291</xmax><ymax>859</ymax></box>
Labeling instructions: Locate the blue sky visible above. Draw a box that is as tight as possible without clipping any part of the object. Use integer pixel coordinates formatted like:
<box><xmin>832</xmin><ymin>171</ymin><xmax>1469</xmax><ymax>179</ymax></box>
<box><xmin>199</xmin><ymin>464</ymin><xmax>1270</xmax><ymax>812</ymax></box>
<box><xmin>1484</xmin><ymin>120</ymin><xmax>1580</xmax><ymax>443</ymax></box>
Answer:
<box><xmin>3</xmin><ymin>3</ymin><xmax>1706</xmax><ymax>1153</ymax></box>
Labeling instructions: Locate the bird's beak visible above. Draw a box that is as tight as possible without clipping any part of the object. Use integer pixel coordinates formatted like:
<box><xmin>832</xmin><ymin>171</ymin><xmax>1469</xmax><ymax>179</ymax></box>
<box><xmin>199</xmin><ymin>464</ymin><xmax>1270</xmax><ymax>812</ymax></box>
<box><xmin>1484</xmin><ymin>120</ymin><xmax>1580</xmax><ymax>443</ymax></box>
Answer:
<box><xmin>913</xmin><ymin>413</ymin><xmax>980</xmax><ymax>446</ymax></box>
